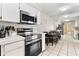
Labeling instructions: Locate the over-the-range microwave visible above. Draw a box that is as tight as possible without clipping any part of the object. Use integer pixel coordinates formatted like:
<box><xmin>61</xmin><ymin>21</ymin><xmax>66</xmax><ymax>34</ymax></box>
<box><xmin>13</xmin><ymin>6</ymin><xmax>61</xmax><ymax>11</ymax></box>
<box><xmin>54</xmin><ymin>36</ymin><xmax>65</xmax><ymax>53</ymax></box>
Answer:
<box><xmin>20</xmin><ymin>10</ymin><xmax>37</xmax><ymax>25</ymax></box>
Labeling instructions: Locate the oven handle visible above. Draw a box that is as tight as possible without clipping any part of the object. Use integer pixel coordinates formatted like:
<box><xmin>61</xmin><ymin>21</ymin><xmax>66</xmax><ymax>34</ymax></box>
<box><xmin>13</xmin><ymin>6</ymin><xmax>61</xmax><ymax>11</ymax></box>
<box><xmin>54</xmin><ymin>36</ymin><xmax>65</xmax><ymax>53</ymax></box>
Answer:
<box><xmin>25</xmin><ymin>38</ymin><xmax>42</xmax><ymax>45</ymax></box>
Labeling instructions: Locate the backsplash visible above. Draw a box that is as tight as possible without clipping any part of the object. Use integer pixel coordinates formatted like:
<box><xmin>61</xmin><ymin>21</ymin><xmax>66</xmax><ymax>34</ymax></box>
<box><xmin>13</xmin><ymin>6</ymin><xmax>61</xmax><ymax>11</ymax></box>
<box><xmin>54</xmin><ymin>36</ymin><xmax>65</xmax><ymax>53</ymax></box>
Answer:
<box><xmin>0</xmin><ymin>21</ymin><xmax>38</xmax><ymax>33</ymax></box>
<box><xmin>0</xmin><ymin>21</ymin><xmax>55</xmax><ymax>33</ymax></box>
<box><xmin>0</xmin><ymin>21</ymin><xmax>35</xmax><ymax>28</ymax></box>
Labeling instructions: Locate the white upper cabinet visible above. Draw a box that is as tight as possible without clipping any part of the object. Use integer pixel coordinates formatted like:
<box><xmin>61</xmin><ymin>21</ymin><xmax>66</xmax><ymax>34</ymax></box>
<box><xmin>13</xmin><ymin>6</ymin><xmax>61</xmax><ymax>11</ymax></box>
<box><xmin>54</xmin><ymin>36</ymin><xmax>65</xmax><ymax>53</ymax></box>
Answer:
<box><xmin>20</xmin><ymin>3</ymin><xmax>41</xmax><ymax>24</ymax></box>
<box><xmin>2</xmin><ymin>3</ymin><xmax>20</xmax><ymax>22</ymax></box>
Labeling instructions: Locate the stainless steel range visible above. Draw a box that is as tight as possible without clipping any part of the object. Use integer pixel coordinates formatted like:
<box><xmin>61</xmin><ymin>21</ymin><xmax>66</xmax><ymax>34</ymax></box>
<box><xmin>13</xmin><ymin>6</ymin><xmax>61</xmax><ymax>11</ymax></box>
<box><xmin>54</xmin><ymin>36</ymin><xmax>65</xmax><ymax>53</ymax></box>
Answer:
<box><xmin>17</xmin><ymin>28</ymin><xmax>42</xmax><ymax>56</ymax></box>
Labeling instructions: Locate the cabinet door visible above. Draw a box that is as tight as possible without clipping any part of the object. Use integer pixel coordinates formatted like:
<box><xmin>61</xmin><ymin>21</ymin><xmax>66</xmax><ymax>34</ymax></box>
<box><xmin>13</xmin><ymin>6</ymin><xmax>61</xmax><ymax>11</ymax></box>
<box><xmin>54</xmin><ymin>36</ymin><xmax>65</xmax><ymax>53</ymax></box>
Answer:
<box><xmin>5</xmin><ymin>41</ymin><xmax>24</xmax><ymax>56</ymax></box>
<box><xmin>5</xmin><ymin>46</ymin><xmax>24</xmax><ymax>56</ymax></box>
<box><xmin>2</xmin><ymin>3</ymin><xmax>20</xmax><ymax>22</ymax></box>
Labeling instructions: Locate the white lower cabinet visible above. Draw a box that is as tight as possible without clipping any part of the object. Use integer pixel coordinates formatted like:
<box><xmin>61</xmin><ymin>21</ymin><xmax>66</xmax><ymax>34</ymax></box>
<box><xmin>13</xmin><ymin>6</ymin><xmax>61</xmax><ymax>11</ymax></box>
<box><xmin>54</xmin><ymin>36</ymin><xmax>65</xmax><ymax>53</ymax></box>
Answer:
<box><xmin>5</xmin><ymin>46</ymin><xmax>24</xmax><ymax>56</ymax></box>
<box><xmin>5</xmin><ymin>41</ymin><xmax>24</xmax><ymax>56</ymax></box>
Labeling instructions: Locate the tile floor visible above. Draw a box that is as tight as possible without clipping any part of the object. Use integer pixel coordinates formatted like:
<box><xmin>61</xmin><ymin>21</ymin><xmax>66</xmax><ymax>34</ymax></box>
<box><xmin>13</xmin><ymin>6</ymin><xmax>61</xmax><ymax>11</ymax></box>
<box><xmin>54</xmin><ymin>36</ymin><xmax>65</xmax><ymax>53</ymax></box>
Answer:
<box><xmin>39</xmin><ymin>34</ymin><xmax>79</xmax><ymax>56</ymax></box>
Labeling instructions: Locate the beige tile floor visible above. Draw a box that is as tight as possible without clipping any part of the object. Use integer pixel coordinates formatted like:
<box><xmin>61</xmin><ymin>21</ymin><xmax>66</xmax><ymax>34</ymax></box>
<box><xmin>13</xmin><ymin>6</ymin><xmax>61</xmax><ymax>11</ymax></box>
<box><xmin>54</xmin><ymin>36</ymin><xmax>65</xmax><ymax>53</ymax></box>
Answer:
<box><xmin>40</xmin><ymin>34</ymin><xmax>79</xmax><ymax>56</ymax></box>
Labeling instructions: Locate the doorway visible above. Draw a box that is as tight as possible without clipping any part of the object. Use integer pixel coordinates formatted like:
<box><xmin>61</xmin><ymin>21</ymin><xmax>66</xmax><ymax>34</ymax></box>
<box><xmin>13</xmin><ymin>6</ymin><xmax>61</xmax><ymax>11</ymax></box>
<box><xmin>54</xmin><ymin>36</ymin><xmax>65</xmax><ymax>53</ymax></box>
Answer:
<box><xmin>63</xmin><ymin>21</ymin><xmax>75</xmax><ymax>36</ymax></box>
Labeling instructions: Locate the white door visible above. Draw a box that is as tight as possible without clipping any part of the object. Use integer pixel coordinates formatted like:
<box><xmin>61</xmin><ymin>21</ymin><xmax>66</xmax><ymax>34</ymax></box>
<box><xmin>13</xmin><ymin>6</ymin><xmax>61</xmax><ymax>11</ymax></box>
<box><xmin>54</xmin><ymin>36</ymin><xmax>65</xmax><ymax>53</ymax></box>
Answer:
<box><xmin>2</xmin><ymin>3</ymin><xmax>20</xmax><ymax>22</ymax></box>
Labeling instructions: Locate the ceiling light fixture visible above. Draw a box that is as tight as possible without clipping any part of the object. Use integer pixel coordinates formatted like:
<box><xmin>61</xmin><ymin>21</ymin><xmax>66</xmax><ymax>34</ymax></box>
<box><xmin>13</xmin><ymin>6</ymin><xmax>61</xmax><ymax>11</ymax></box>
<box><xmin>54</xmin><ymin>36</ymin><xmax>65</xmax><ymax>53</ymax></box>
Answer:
<box><xmin>59</xmin><ymin>6</ymin><xmax>70</xmax><ymax>11</ymax></box>
<box><xmin>62</xmin><ymin>15</ymin><xmax>69</xmax><ymax>18</ymax></box>
<box><xmin>64</xmin><ymin>19</ymin><xmax>70</xmax><ymax>21</ymax></box>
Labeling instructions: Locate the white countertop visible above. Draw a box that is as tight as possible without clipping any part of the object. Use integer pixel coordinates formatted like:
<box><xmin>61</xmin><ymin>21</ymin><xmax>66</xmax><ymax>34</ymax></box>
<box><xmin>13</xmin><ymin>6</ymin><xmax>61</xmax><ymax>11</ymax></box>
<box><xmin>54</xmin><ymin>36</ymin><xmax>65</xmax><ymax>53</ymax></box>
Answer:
<box><xmin>32</xmin><ymin>32</ymin><xmax>45</xmax><ymax>34</ymax></box>
<box><xmin>0</xmin><ymin>35</ymin><xmax>25</xmax><ymax>45</ymax></box>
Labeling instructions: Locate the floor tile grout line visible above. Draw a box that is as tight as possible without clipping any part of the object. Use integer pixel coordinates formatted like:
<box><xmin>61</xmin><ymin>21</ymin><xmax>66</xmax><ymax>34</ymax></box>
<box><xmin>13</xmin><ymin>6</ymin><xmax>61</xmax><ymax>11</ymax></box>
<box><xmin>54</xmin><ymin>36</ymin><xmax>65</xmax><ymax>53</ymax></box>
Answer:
<box><xmin>48</xmin><ymin>40</ymin><xmax>63</xmax><ymax>56</ymax></box>
<box><xmin>47</xmin><ymin>45</ymin><xmax>56</xmax><ymax>56</ymax></box>
<box><xmin>41</xmin><ymin>46</ymin><xmax>51</xmax><ymax>56</ymax></box>
<box><xmin>41</xmin><ymin>44</ymin><xmax>56</xmax><ymax>56</ymax></box>
<box><xmin>47</xmin><ymin>43</ymin><xmax>61</xmax><ymax>56</ymax></box>
<box><xmin>72</xmin><ymin>39</ymin><xmax>77</xmax><ymax>56</ymax></box>
<box><xmin>57</xmin><ymin>40</ymin><xmax>64</xmax><ymax>56</ymax></box>
<box><xmin>41</xmin><ymin>48</ymin><xmax>50</xmax><ymax>56</ymax></box>
<box><xmin>74</xmin><ymin>44</ymin><xmax>77</xmax><ymax>56</ymax></box>
<box><xmin>67</xmin><ymin>38</ymin><xmax>69</xmax><ymax>56</ymax></box>
<box><xmin>41</xmin><ymin>40</ymin><xmax>64</xmax><ymax>56</ymax></box>
<box><xmin>68</xmin><ymin>35</ymin><xmax>77</xmax><ymax>56</ymax></box>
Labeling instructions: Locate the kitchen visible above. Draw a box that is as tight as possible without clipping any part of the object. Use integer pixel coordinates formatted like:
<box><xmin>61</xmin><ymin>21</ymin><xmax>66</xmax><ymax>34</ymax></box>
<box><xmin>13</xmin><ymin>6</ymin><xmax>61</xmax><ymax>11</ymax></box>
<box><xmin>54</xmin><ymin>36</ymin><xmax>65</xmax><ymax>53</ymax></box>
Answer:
<box><xmin>0</xmin><ymin>3</ymin><xmax>46</xmax><ymax>56</ymax></box>
<box><xmin>1</xmin><ymin>2</ymin><xmax>79</xmax><ymax>56</ymax></box>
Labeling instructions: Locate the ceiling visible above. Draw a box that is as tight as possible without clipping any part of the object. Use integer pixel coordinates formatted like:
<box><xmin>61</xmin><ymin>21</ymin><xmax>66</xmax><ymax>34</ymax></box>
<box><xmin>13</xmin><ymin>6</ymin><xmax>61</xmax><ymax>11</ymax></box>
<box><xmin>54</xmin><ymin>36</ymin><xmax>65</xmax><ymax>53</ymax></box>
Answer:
<box><xmin>29</xmin><ymin>3</ymin><xmax>79</xmax><ymax>19</ymax></box>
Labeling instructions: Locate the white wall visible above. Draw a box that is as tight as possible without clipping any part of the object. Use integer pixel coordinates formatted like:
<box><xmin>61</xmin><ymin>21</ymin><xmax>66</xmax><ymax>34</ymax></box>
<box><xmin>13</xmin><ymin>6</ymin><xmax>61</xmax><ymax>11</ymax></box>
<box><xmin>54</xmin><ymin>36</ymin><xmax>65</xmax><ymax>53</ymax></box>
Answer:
<box><xmin>33</xmin><ymin>12</ymin><xmax>57</xmax><ymax>33</ymax></box>
<box><xmin>74</xmin><ymin>16</ymin><xmax>79</xmax><ymax>27</ymax></box>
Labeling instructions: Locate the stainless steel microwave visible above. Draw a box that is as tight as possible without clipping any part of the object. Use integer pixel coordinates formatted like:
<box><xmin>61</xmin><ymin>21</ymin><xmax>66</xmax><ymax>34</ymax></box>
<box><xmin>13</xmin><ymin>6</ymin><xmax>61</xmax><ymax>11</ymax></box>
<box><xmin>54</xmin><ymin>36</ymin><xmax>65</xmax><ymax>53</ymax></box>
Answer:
<box><xmin>20</xmin><ymin>10</ymin><xmax>37</xmax><ymax>25</ymax></box>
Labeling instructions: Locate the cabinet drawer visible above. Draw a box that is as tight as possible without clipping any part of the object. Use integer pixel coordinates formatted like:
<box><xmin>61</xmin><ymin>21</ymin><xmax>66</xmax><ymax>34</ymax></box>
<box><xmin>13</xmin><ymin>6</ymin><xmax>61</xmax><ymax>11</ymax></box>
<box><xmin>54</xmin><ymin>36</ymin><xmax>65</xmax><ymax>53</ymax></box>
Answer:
<box><xmin>5</xmin><ymin>46</ymin><xmax>24</xmax><ymax>56</ymax></box>
<box><xmin>5</xmin><ymin>41</ymin><xmax>24</xmax><ymax>53</ymax></box>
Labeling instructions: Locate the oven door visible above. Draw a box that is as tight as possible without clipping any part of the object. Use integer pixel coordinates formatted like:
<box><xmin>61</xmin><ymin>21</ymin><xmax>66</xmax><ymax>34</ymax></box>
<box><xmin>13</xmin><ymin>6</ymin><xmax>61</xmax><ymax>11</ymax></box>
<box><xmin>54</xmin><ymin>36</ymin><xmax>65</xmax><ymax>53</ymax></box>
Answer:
<box><xmin>25</xmin><ymin>39</ymin><xmax>42</xmax><ymax>56</ymax></box>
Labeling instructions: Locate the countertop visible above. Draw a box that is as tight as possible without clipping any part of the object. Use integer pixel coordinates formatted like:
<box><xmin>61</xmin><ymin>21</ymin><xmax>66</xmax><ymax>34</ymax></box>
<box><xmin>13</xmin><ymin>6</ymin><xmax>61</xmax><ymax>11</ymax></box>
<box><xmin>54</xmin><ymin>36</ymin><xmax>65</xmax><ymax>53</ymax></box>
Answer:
<box><xmin>0</xmin><ymin>35</ymin><xmax>25</xmax><ymax>45</ymax></box>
